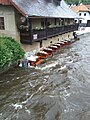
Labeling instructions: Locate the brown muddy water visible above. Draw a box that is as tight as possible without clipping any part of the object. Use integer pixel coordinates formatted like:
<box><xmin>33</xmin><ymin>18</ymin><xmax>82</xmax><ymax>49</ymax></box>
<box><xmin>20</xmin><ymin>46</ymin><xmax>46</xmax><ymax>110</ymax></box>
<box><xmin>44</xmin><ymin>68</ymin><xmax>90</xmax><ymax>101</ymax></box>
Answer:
<box><xmin>0</xmin><ymin>33</ymin><xmax>90</xmax><ymax>120</ymax></box>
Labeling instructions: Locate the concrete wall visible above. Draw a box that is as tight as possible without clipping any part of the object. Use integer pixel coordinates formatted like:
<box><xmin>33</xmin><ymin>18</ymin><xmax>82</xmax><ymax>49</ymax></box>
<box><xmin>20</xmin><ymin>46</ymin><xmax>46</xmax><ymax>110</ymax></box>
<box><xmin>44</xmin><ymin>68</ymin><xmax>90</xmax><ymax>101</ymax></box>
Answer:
<box><xmin>0</xmin><ymin>6</ymin><xmax>20</xmax><ymax>41</ymax></box>
<box><xmin>21</xmin><ymin>42</ymin><xmax>40</xmax><ymax>53</ymax></box>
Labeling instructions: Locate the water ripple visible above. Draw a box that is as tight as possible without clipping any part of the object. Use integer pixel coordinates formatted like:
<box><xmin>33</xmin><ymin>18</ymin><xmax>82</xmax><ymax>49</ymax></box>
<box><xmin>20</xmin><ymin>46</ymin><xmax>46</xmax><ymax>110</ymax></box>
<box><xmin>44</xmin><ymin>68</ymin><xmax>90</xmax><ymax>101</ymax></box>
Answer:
<box><xmin>1</xmin><ymin>34</ymin><xmax>90</xmax><ymax>120</ymax></box>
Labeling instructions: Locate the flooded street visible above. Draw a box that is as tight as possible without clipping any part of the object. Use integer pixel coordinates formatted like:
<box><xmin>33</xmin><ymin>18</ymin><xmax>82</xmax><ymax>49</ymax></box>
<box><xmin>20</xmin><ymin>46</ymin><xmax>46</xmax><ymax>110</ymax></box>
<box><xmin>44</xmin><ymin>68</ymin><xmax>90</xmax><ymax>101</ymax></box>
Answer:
<box><xmin>1</xmin><ymin>33</ymin><xmax>90</xmax><ymax>120</ymax></box>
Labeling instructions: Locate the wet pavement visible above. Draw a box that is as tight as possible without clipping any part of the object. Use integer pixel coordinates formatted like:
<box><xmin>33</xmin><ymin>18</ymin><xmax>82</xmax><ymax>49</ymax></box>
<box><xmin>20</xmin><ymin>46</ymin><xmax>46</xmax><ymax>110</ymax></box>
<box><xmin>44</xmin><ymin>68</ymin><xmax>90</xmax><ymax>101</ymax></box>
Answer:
<box><xmin>0</xmin><ymin>33</ymin><xmax>90</xmax><ymax>120</ymax></box>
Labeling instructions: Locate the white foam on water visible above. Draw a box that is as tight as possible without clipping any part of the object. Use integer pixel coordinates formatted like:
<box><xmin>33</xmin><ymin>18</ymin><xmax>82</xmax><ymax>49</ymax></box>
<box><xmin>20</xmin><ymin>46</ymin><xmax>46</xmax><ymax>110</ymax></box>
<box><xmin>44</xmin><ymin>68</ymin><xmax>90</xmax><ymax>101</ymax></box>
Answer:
<box><xmin>63</xmin><ymin>89</ymin><xmax>71</xmax><ymax>97</ymax></box>
<box><xmin>12</xmin><ymin>103</ymin><xmax>22</xmax><ymax>110</ymax></box>
<box><xmin>0</xmin><ymin>113</ymin><xmax>2</xmax><ymax>116</ymax></box>
<box><xmin>59</xmin><ymin>65</ymin><xmax>67</xmax><ymax>70</ymax></box>
<box><xmin>25</xmin><ymin>109</ymin><xmax>31</xmax><ymax>115</ymax></box>
<box><xmin>22</xmin><ymin>99</ymin><xmax>28</xmax><ymax>104</ymax></box>
<box><xmin>19</xmin><ymin>63</ymin><xmax>22</xmax><ymax>67</ymax></box>
<box><xmin>66</xmin><ymin>60</ymin><xmax>73</xmax><ymax>64</ymax></box>
<box><xmin>29</xmin><ymin>82</ymin><xmax>35</xmax><ymax>88</ymax></box>
<box><xmin>38</xmin><ymin>85</ymin><xmax>45</xmax><ymax>91</ymax></box>
<box><xmin>40</xmin><ymin>63</ymin><xmax>57</xmax><ymax>70</ymax></box>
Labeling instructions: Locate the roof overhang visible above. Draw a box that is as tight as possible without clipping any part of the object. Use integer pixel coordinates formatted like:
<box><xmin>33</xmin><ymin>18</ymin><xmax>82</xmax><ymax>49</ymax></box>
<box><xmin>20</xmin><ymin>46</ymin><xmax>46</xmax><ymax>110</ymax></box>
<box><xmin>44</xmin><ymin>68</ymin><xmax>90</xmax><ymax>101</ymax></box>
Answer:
<box><xmin>10</xmin><ymin>0</ymin><xmax>27</xmax><ymax>16</ymax></box>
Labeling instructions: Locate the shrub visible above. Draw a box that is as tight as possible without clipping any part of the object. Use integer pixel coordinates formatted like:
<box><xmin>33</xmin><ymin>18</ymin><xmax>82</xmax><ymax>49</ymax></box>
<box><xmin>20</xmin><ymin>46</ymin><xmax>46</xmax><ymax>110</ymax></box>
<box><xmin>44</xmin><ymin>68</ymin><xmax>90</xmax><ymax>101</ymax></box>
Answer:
<box><xmin>0</xmin><ymin>37</ymin><xmax>25</xmax><ymax>69</ymax></box>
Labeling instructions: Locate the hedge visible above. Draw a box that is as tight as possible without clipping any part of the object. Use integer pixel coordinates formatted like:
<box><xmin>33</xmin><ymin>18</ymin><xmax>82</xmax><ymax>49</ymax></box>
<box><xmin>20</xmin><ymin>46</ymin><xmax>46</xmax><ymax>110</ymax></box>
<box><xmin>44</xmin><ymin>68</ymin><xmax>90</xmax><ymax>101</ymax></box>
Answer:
<box><xmin>0</xmin><ymin>37</ymin><xmax>25</xmax><ymax>70</ymax></box>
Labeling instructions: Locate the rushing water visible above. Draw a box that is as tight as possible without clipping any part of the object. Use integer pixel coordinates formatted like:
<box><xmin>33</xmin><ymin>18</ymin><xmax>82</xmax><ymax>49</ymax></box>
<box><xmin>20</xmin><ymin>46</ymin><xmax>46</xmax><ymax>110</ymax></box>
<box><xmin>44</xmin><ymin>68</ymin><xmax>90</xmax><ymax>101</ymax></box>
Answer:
<box><xmin>1</xmin><ymin>33</ymin><xmax>90</xmax><ymax>120</ymax></box>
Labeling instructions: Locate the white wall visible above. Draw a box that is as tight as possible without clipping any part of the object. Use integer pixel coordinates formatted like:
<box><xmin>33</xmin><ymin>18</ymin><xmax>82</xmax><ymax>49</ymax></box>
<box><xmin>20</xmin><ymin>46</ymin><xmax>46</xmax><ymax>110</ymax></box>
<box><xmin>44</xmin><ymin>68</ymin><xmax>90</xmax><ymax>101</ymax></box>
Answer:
<box><xmin>78</xmin><ymin>11</ymin><xmax>90</xmax><ymax>23</ymax></box>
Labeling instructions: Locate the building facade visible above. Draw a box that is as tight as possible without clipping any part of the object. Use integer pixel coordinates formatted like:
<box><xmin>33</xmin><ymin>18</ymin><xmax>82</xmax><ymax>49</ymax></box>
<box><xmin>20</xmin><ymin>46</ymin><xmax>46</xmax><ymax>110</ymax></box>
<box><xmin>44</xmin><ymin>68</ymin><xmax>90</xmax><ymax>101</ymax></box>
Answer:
<box><xmin>0</xmin><ymin>0</ymin><xmax>78</xmax><ymax>52</ymax></box>
<box><xmin>71</xmin><ymin>4</ymin><xmax>90</xmax><ymax>27</ymax></box>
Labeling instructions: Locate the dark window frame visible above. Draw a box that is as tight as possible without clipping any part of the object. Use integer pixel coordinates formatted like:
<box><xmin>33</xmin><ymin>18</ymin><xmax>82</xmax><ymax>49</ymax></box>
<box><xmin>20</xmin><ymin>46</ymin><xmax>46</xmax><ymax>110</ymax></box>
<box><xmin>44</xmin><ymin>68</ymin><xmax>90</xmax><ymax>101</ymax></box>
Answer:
<box><xmin>79</xmin><ymin>13</ymin><xmax>81</xmax><ymax>16</ymax></box>
<box><xmin>79</xmin><ymin>20</ymin><xmax>82</xmax><ymax>23</ymax></box>
<box><xmin>55</xmin><ymin>18</ymin><xmax>57</xmax><ymax>25</ymax></box>
<box><xmin>84</xmin><ymin>13</ymin><xmax>86</xmax><ymax>16</ymax></box>
<box><xmin>75</xmin><ymin>20</ymin><xmax>77</xmax><ymax>23</ymax></box>
<box><xmin>0</xmin><ymin>17</ymin><xmax>5</xmax><ymax>30</ymax></box>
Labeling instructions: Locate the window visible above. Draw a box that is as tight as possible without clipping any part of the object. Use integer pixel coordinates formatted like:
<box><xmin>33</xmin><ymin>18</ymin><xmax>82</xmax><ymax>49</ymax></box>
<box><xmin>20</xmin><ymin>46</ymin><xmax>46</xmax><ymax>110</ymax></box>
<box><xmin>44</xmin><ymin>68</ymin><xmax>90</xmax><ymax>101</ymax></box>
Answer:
<box><xmin>79</xmin><ymin>20</ymin><xmax>82</xmax><ymax>23</ymax></box>
<box><xmin>0</xmin><ymin>17</ymin><xmax>5</xmax><ymax>30</ymax></box>
<box><xmin>75</xmin><ymin>20</ymin><xmax>77</xmax><ymax>23</ymax></box>
<box><xmin>41</xmin><ymin>19</ymin><xmax>45</xmax><ymax>29</ymax></box>
<box><xmin>84</xmin><ymin>13</ymin><xmax>86</xmax><ymax>16</ymax></box>
<box><xmin>47</xmin><ymin>21</ymin><xmax>51</xmax><ymax>27</ymax></box>
<box><xmin>59</xmin><ymin>21</ymin><xmax>60</xmax><ymax>25</ymax></box>
<box><xmin>55</xmin><ymin>18</ymin><xmax>57</xmax><ymax>25</ymax></box>
<box><xmin>79</xmin><ymin>13</ymin><xmax>81</xmax><ymax>16</ymax></box>
<box><xmin>41</xmin><ymin>21</ymin><xmax>44</xmax><ymax>28</ymax></box>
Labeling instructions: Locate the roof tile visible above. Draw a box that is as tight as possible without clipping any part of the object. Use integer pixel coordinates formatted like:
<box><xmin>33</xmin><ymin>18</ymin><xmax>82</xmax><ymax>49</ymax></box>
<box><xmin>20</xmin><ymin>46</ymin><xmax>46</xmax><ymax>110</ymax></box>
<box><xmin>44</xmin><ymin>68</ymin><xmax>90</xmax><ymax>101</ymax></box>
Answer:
<box><xmin>0</xmin><ymin>0</ymin><xmax>11</xmax><ymax>5</ymax></box>
<box><xmin>10</xmin><ymin>0</ymin><xmax>78</xmax><ymax>18</ymax></box>
<box><xmin>71</xmin><ymin>4</ymin><xmax>90</xmax><ymax>13</ymax></box>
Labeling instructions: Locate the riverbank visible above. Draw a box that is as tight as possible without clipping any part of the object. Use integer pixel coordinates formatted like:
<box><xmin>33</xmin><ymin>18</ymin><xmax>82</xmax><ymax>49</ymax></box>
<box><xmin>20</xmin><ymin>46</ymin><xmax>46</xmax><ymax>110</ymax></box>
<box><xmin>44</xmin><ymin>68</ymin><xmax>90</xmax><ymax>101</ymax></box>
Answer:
<box><xmin>0</xmin><ymin>61</ymin><xmax>20</xmax><ymax>74</ymax></box>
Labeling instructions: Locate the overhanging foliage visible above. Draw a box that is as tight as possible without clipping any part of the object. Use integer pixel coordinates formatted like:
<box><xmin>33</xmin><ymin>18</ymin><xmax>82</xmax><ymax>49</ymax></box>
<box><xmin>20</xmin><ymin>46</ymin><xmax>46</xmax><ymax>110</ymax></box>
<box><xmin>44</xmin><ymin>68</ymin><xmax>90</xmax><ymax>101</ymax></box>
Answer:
<box><xmin>65</xmin><ymin>0</ymin><xmax>90</xmax><ymax>5</ymax></box>
<box><xmin>0</xmin><ymin>37</ymin><xmax>25</xmax><ymax>69</ymax></box>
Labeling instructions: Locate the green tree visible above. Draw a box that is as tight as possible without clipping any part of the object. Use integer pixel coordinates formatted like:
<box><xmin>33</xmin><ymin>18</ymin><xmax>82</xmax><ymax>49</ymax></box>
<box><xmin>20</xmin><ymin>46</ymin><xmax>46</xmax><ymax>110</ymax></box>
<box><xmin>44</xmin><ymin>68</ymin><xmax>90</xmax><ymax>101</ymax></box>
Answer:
<box><xmin>65</xmin><ymin>0</ymin><xmax>90</xmax><ymax>5</ymax></box>
<box><xmin>0</xmin><ymin>37</ymin><xmax>25</xmax><ymax>70</ymax></box>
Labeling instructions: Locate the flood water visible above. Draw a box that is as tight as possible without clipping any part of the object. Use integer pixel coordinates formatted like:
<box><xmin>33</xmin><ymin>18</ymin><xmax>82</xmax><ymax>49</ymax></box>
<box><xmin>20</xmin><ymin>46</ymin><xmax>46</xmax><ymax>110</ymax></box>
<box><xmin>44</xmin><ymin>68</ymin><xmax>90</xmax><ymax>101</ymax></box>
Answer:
<box><xmin>1</xmin><ymin>33</ymin><xmax>90</xmax><ymax>120</ymax></box>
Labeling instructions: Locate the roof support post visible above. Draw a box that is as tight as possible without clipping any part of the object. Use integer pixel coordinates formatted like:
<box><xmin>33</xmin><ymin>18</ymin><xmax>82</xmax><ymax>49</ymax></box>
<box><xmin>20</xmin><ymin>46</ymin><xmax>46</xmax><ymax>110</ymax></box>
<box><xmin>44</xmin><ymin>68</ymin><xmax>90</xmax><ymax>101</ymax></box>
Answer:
<box><xmin>27</xmin><ymin>17</ymin><xmax>32</xmax><ymax>45</ymax></box>
<box><xmin>45</xmin><ymin>18</ymin><xmax>48</xmax><ymax>39</ymax></box>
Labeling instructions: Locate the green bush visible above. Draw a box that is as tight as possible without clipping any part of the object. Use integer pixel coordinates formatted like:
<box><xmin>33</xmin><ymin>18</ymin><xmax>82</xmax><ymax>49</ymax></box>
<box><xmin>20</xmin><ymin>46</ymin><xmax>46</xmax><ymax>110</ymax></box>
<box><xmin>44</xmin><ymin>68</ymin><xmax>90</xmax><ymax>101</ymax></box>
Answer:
<box><xmin>0</xmin><ymin>36</ymin><xmax>25</xmax><ymax>69</ymax></box>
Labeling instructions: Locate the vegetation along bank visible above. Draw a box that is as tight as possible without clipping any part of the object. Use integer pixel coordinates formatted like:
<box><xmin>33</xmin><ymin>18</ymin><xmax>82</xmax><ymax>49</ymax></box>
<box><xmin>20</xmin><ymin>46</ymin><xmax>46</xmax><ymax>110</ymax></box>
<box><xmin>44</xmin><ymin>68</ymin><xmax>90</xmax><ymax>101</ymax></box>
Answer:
<box><xmin>0</xmin><ymin>37</ymin><xmax>25</xmax><ymax>73</ymax></box>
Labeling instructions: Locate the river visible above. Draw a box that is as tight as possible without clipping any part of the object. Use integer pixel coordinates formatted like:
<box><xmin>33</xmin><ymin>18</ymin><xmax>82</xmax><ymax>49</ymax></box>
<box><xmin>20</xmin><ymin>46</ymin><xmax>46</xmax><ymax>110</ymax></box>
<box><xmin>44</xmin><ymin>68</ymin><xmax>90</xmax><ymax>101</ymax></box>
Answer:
<box><xmin>0</xmin><ymin>33</ymin><xmax>90</xmax><ymax>120</ymax></box>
